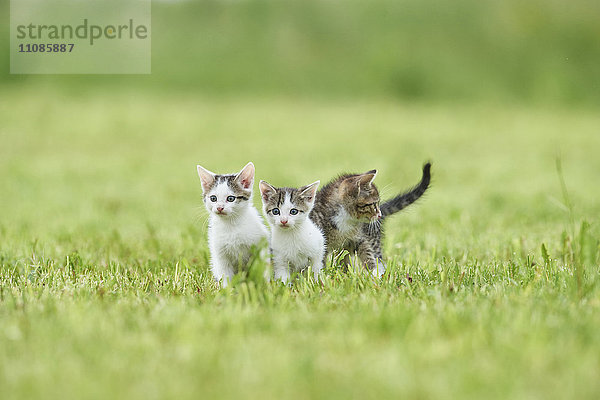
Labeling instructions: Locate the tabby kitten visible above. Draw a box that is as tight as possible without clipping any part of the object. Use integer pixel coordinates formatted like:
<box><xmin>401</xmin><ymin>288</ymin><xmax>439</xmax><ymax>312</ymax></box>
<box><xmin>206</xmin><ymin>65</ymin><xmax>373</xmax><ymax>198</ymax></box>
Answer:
<box><xmin>259</xmin><ymin>180</ymin><xmax>325</xmax><ymax>283</ymax></box>
<box><xmin>197</xmin><ymin>162</ymin><xmax>268</xmax><ymax>286</ymax></box>
<box><xmin>310</xmin><ymin>162</ymin><xmax>431</xmax><ymax>276</ymax></box>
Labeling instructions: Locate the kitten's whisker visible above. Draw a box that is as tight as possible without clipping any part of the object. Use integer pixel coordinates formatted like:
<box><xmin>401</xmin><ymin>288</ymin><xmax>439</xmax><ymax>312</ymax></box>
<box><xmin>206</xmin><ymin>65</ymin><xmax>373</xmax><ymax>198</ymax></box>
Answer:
<box><xmin>368</xmin><ymin>220</ymin><xmax>378</xmax><ymax>235</ymax></box>
<box><xmin>367</xmin><ymin>219</ymin><xmax>381</xmax><ymax>235</ymax></box>
<box><xmin>379</xmin><ymin>182</ymin><xmax>395</xmax><ymax>200</ymax></box>
<box><xmin>192</xmin><ymin>212</ymin><xmax>209</xmax><ymax>229</ymax></box>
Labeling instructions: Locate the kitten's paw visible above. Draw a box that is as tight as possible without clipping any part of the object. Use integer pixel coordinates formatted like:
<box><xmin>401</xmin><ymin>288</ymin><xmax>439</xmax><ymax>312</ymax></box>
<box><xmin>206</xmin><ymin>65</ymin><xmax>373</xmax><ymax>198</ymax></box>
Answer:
<box><xmin>274</xmin><ymin>273</ymin><xmax>291</xmax><ymax>285</ymax></box>
<box><xmin>370</xmin><ymin>261</ymin><xmax>386</xmax><ymax>278</ymax></box>
<box><xmin>217</xmin><ymin>277</ymin><xmax>231</xmax><ymax>288</ymax></box>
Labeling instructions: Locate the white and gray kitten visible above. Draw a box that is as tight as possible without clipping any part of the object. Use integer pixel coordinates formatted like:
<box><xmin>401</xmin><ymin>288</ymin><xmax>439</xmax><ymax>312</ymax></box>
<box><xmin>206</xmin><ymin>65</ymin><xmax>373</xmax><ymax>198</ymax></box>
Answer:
<box><xmin>259</xmin><ymin>180</ymin><xmax>325</xmax><ymax>283</ymax></box>
<box><xmin>197</xmin><ymin>162</ymin><xmax>268</xmax><ymax>287</ymax></box>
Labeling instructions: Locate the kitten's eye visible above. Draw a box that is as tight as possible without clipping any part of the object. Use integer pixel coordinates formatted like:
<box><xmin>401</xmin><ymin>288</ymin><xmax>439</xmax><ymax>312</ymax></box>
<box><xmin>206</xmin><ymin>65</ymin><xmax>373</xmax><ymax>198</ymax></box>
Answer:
<box><xmin>272</xmin><ymin>208</ymin><xmax>280</xmax><ymax>215</ymax></box>
<box><xmin>289</xmin><ymin>209</ymin><xmax>299</xmax><ymax>215</ymax></box>
<box><xmin>226</xmin><ymin>196</ymin><xmax>236</xmax><ymax>202</ymax></box>
<box><xmin>359</xmin><ymin>202</ymin><xmax>376</xmax><ymax>210</ymax></box>
<box><xmin>209</xmin><ymin>195</ymin><xmax>217</xmax><ymax>202</ymax></box>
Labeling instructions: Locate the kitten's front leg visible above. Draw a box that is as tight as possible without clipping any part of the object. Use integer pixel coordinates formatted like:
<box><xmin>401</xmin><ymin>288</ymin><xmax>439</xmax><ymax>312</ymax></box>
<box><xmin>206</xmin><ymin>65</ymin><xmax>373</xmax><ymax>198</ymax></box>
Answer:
<box><xmin>340</xmin><ymin>252</ymin><xmax>352</xmax><ymax>272</ymax></box>
<box><xmin>211</xmin><ymin>256</ymin><xmax>235</xmax><ymax>287</ymax></box>
<box><xmin>337</xmin><ymin>242</ymin><xmax>357</xmax><ymax>272</ymax></box>
<box><xmin>260</xmin><ymin>245</ymin><xmax>272</xmax><ymax>282</ymax></box>
<box><xmin>357</xmin><ymin>240</ymin><xmax>386</xmax><ymax>277</ymax></box>
<box><xmin>370</xmin><ymin>258</ymin><xmax>387</xmax><ymax>278</ymax></box>
<box><xmin>371</xmin><ymin>238</ymin><xmax>387</xmax><ymax>278</ymax></box>
<box><xmin>311</xmin><ymin>258</ymin><xmax>324</xmax><ymax>281</ymax></box>
<box><xmin>273</xmin><ymin>257</ymin><xmax>291</xmax><ymax>284</ymax></box>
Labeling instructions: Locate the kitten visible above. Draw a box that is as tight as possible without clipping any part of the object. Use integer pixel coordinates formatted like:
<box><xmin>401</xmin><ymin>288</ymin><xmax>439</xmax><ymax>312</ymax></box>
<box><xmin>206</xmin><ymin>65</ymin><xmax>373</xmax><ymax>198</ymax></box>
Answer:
<box><xmin>197</xmin><ymin>162</ymin><xmax>268</xmax><ymax>287</ymax></box>
<box><xmin>259</xmin><ymin>180</ymin><xmax>325</xmax><ymax>284</ymax></box>
<box><xmin>310</xmin><ymin>162</ymin><xmax>431</xmax><ymax>276</ymax></box>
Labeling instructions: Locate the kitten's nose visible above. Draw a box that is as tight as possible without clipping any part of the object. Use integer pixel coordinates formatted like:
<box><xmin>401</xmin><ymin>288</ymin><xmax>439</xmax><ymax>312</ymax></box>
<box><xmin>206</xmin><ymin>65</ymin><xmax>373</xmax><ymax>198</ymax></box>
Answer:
<box><xmin>281</xmin><ymin>219</ymin><xmax>288</xmax><ymax>225</ymax></box>
<box><xmin>217</xmin><ymin>206</ymin><xmax>224</xmax><ymax>212</ymax></box>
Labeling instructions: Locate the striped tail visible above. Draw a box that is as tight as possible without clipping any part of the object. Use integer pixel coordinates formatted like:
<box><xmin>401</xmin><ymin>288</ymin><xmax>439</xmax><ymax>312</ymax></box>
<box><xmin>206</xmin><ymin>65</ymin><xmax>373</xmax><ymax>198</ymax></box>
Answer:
<box><xmin>380</xmin><ymin>162</ymin><xmax>431</xmax><ymax>218</ymax></box>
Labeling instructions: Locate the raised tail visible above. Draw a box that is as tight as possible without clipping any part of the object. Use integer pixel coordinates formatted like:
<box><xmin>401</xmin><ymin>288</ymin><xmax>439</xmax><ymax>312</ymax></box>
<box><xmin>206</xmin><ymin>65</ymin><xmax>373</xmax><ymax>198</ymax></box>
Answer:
<box><xmin>380</xmin><ymin>162</ymin><xmax>431</xmax><ymax>218</ymax></box>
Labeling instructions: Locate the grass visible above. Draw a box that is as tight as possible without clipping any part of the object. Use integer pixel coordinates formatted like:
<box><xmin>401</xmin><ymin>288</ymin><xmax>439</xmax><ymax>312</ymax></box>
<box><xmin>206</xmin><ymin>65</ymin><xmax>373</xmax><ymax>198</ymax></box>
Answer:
<box><xmin>1</xmin><ymin>86</ymin><xmax>600</xmax><ymax>399</ymax></box>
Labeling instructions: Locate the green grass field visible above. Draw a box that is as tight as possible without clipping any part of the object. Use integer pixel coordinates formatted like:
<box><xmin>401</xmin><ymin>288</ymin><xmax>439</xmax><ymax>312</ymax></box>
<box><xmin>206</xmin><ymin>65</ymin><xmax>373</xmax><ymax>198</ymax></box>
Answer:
<box><xmin>1</xmin><ymin>86</ymin><xmax>599</xmax><ymax>399</ymax></box>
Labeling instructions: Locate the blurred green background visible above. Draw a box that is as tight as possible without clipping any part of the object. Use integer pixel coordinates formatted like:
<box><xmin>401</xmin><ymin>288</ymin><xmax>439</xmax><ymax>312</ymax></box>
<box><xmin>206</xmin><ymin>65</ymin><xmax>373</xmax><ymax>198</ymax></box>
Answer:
<box><xmin>2</xmin><ymin>1</ymin><xmax>600</xmax><ymax>399</ymax></box>
<box><xmin>2</xmin><ymin>0</ymin><xmax>600</xmax><ymax>104</ymax></box>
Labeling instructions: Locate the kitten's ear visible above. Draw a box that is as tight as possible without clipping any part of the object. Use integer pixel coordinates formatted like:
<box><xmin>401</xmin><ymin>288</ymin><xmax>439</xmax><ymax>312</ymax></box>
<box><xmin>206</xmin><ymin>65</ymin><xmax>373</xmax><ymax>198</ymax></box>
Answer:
<box><xmin>197</xmin><ymin>165</ymin><xmax>216</xmax><ymax>193</ymax></box>
<box><xmin>259</xmin><ymin>180</ymin><xmax>277</xmax><ymax>202</ymax></box>
<box><xmin>299</xmin><ymin>180</ymin><xmax>320</xmax><ymax>203</ymax></box>
<box><xmin>358</xmin><ymin>169</ymin><xmax>377</xmax><ymax>187</ymax></box>
<box><xmin>234</xmin><ymin>162</ymin><xmax>255</xmax><ymax>189</ymax></box>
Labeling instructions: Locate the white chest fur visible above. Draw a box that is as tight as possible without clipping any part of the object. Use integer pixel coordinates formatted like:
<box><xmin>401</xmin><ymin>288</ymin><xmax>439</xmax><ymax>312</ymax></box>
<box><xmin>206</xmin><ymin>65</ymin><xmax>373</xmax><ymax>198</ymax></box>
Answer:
<box><xmin>208</xmin><ymin>205</ymin><xmax>268</xmax><ymax>271</ymax></box>
<box><xmin>271</xmin><ymin>220</ymin><xmax>325</xmax><ymax>276</ymax></box>
<box><xmin>329</xmin><ymin>207</ymin><xmax>361</xmax><ymax>249</ymax></box>
<box><xmin>333</xmin><ymin>207</ymin><xmax>360</xmax><ymax>234</ymax></box>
